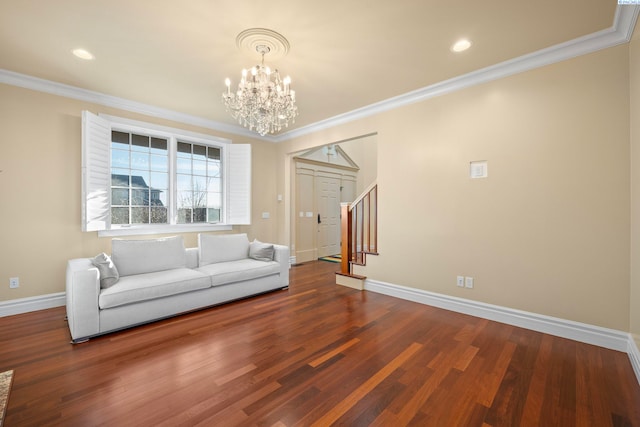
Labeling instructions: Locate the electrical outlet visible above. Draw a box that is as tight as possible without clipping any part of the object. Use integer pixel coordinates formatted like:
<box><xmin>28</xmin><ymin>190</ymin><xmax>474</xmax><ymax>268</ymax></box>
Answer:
<box><xmin>465</xmin><ymin>276</ymin><xmax>474</xmax><ymax>289</ymax></box>
<box><xmin>9</xmin><ymin>277</ymin><xmax>19</xmax><ymax>289</ymax></box>
<box><xmin>456</xmin><ymin>276</ymin><xmax>465</xmax><ymax>287</ymax></box>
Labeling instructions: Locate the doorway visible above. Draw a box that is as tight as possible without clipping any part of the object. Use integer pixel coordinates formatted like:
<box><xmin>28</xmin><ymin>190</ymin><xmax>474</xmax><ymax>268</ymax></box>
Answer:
<box><xmin>294</xmin><ymin>147</ymin><xmax>358</xmax><ymax>263</ymax></box>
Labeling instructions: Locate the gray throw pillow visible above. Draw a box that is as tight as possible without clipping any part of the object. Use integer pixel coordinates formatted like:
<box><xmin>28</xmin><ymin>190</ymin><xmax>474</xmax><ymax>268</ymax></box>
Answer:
<box><xmin>91</xmin><ymin>253</ymin><xmax>120</xmax><ymax>289</ymax></box>
<box><xmin>249</xmin><ymin>240</ymin><xmax>275</xmax><ymax>262</ymax></box>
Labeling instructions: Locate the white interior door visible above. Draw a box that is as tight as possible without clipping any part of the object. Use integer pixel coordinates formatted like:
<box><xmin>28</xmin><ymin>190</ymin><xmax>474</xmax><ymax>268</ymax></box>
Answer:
<box><xmin>316</xmin><ymin>174</ymin><xmax>341</xmax><ymax>257</ymax></box>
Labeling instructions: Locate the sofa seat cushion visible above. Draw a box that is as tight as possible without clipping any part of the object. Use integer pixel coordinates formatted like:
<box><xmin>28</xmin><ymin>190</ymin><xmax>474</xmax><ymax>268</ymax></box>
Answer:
<box><xmin>99</xmin><ymin>268</ymin><xmax>211</xmax><ymax>309</ymax></box>
<box><xmin>196</xmin><ymin>259</ymin><xmax>280</xmax><ymax>287</ymax></box>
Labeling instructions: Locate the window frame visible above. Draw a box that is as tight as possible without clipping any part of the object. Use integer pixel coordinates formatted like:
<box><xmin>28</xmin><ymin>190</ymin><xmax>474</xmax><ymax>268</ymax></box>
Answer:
<box><xmin>110</xmin><ymin>130</ymin><xmax>171</xmax><ymax>227</ymax></box>
<box><xmin>81</xmin><ymin>111</ymin><xmax>251</xmax><ymax>237</ymax></box>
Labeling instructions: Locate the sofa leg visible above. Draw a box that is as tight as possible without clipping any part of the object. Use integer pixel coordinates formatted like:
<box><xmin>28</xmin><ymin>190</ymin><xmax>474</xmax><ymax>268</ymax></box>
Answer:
<box><xmin>70</xmin><ymin>338</ymin><xmax>90</xmax><ymax>344</ymax></box>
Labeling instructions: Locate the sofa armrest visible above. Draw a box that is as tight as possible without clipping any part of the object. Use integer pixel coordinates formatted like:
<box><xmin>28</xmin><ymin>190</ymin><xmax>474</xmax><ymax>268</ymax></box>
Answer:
<box><xmin>273</xmin><ymin>244</ymin><xmax>290</xmax><ymax>287</ymax></box>
<box><xmin>66</xmin><ymin>258</ymin><xmax>100</xmax><ymax>342</ymax></box>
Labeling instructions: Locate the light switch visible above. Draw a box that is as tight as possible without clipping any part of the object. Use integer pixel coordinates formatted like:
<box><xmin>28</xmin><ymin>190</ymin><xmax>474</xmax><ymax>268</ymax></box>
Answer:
<box><xmin>465</xmin><ymin>277</ymin><xmax>474</xmax><ymax>288</ymax></box>
<box><xmin>470</xmin><ymin>161</ymin><xmax>488</xmax><ymax>179</ymax></box>
<box><xmin>306</xmin><ymin>212</ymin><xmax>313</xmax><ymax>218</ymax></box>
<box><xmin>261</xmin><ymin>212</ymin><xmax>270</xmax><ymax>219</ymax></box>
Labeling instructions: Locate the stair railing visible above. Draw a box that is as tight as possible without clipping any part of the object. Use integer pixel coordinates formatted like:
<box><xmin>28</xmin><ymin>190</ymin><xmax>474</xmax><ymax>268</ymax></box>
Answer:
<box><xmin>340</xmin><ymin>181</ymin><xmax>377</xmax><ymax>276</ymax></box>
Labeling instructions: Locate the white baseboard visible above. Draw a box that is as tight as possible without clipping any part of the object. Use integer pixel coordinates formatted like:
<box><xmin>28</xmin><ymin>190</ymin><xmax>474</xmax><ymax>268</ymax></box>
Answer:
<box><xmin>0</xmin><ymin>292</ymin><xmax>66</xmax><ymax>317</ymax></box>
<box><xmin>628</xmin><ymin>336</ymin><xmax>640</xmax><ymax>385</ymax></box>
<box><xmin>365</xmin><ymin>279</ymin><xmax>629</xmax><ymax>353</ymax></box>
<box><xmin>3</xmin><ymin>281</ymin><xmax>640</xmax><ymax>385</ymax></box>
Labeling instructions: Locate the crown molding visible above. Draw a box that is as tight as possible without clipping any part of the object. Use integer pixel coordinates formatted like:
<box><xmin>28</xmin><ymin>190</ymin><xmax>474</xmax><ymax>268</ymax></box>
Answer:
<box><xmin>1</xmin><ymin>5</ymin><xmax>637</xmax><ymax>144</ymax></box>
<box><xmin>276</xmin><ymin>4</ymin><xmax>640</xmax><ymax>142</ymax></box>
<box><xmin>0</xmin><ymin>69</ymin><xmax>273</xmax><ymax>141</ymax></box>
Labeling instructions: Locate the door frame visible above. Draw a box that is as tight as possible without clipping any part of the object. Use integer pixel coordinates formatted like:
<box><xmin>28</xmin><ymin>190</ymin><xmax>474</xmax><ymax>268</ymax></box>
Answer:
<box><xmin>293</xmin><ymin>158</ymin><xmax>358</xmax><ymax>263</ymax></box>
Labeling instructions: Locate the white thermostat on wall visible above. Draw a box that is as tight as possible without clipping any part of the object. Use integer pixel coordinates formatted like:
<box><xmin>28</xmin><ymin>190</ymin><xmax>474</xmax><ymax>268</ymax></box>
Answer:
<box><xmin>470</xmin><ymin>161</ymin><xmax>488</xmax><ymax>179</ymax></box>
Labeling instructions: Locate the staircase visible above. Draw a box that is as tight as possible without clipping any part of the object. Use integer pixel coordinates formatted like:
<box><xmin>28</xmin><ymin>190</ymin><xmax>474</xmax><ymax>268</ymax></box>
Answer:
<box><xmin>336</xmin><ymin>181</ymin><xmax>377</xmax><ymax>289</ymax></box>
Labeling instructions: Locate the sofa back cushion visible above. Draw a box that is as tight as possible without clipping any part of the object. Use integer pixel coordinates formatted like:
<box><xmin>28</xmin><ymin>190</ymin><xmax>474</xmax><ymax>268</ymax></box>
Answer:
<box><xmin>112</xmin><ymin>236</ymin><xmax>186</xmax><ymax>277</ymax></box>
<box><xmin>199</xmin><ymin>233</ymin><xmax>249</xmax><ymax>266</ymax></box>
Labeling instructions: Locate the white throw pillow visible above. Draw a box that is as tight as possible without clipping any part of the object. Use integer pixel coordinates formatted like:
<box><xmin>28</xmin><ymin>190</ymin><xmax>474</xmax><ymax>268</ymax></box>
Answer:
<box><xmin>249</xmin><ymin>240</ymin><xmax>275</xmax><ymax>262</ymax></box>
<box><xmin>111</xmin><ymin>236</ymin><xmax>186</xmax><ymax>276</ymax></box>
<box><xmin>91</xmin><ymin>252</ymin><xmax>120</xmax><ymax>289</ymax></box>
<box><xmin>198</xmin><ymin>233</ymin><xmax>250</xmax><ymax>266</ymax></box>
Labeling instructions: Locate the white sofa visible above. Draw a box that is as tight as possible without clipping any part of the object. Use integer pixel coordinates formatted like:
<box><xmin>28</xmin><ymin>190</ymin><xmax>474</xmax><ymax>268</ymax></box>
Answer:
<box><xmin>65</xmin><ymin>234</ymin><xmax>289</xmax><ymax>343</ymax></box>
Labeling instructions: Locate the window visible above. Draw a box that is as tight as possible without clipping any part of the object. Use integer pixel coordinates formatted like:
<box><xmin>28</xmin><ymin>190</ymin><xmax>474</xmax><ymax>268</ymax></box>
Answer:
<box><xmin>176</xmin><ymin>141</ymin><xmax>221</xmax><ymax>224</ymax></box>
<box><xmin>111</xmin><ymin>131</ymin><xmax>169</xmax><ymax>225</ymax></box>
<box><xmin>81</xmin><ymin>111</ymin><xmax>251</xmax><ymax>235</ymax></box>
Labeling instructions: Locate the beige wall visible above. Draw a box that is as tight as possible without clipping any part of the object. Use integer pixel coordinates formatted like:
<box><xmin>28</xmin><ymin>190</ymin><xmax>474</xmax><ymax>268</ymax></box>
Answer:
<box><xmin>1</xmin><ymin>39</ymin><xmax>635</xmax><ymax>335</ymax></box>
<box><xmin>630</xmin><ymin>26</ymin><xmax>640</xmax><ymax>348</ymax></box>
<box><xmin>278</xmin><ymin>44</ymin><xmax>631</xmax><ymax>331</ymax></box>
<box><xmin>0</xmin><ymin>84</ymin><xmax>278</xmax><ymax>302</ymax></box>
<box><xmin>338</xmin><ymin>134</ymin><xmax>378</xmax><ymax>194</ymax></box>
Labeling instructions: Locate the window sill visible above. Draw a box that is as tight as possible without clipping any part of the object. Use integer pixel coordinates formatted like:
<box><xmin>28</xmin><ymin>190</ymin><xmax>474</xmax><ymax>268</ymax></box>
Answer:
<box><xmin>98</xmin><ymin>224</ymin><xmax>233</xmax><ymax>238</ymax></box>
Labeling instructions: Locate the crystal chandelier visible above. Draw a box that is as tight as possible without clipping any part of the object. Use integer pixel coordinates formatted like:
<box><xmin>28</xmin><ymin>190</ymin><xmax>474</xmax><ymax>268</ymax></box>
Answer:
<box><xmin>222</xmin><ymin>44</ymin><xmax>298</xmax><ymax>136</ymax></box>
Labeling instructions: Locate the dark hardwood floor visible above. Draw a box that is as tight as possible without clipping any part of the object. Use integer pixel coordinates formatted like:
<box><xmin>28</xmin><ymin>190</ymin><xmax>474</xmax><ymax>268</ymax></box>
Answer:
<box><xmin>1</xmin><ymin>260</ymin><xmax>639</xmax><ymax>426</ymax></box>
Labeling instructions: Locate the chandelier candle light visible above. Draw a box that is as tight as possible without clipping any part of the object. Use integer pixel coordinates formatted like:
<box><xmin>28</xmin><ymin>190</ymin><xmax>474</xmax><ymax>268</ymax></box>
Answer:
<box><xmin>223</xmin><ymin>44</ymin><xmax>298</xmax><ymax>136</ymax></box>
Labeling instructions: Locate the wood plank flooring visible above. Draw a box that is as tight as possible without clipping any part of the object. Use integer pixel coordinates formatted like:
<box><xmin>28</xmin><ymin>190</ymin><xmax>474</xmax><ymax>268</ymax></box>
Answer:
<box><xmin>1</xmin><ymin>260</ymin><xmax>639</xmax><ymax>426</ymax></box>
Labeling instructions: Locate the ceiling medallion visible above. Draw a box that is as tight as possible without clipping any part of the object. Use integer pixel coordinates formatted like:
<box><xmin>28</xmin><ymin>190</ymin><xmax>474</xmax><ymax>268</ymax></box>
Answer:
<box><xmin>235</xmin><ymin>28</ymin><xmax>290</xmax><ymax>61</ymax></box>
<box><xmin>222</xmin><ymin>29</ymin><xmax>298</xmax><ymax>136</ymax></box>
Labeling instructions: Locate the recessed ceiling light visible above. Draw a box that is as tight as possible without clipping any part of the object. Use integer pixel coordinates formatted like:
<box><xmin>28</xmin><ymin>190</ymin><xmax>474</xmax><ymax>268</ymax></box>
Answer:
<box><xmin>451</xmin><ymin>39</ymin><xmax>472</xmax><ymax>53</ymax></box>
<box><xmin>72</xmin><ymin>48</ymin><xmax>95</xmax><ymax>60</ymax></box>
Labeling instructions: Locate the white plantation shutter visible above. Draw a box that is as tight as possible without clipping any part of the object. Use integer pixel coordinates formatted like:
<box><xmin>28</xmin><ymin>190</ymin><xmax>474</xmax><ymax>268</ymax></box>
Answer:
<box><xmin>81</xmin><ymin>111</ymin><xmax>111</xmax><ymax>232</ymax></box>
<box><xmin>227</xmin><ymin>144</ymin><xmax>251</xmax><ymax>225</ymax></box>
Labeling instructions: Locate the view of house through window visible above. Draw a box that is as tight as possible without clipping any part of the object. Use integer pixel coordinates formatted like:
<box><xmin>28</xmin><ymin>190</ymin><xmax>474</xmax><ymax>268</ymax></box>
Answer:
<box><xmin>111</xmin><ymin>131</ymin><xmax>169</xmax><ymax>225</ymax></box>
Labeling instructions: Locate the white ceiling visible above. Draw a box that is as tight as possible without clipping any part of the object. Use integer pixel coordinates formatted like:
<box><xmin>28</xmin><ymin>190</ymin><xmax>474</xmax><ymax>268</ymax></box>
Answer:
<box><xmin>0</xmin><ymin>1</ymin><xmax>632</xmax><ymax>139</ymax></box>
